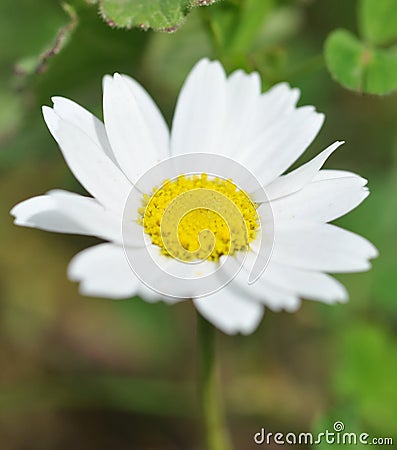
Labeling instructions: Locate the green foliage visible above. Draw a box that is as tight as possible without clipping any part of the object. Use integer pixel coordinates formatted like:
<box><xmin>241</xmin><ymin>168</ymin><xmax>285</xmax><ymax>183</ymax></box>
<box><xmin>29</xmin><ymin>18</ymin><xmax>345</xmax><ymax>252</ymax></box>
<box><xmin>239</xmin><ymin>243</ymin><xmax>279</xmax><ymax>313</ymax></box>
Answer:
<box><xmin>325</xmin><ymin>0</ymin><xmax>397</xmax><ymax>94</ymax></box>
<box><xmin>359</xmin><ymin>0</ymin><xmax>397</xmax><ymax>45</ymax></box>
<box><xmin>0</xmin><ymin>90</ymin><xmax>22</xmax><ymax>141</ymax></box>
<box><xmin>0</xmin><ymin>1</ymin><xmax>77</xmax><ymax>143</ymax></box>
<box><xmin>334</xmin><ymin>324</ymin><xmax>397</xmax><ymax>433</ymax></box>
<box><xmin>325</xmin><ymin>29</ymin><xmax>397</xmax><ymax>95</ymax></box>
<box><xmin>312</xmin><ymin>322</ymin><xmax>397</xmax><ymax>445</ymax></box>
<box><xmin>229</xmin><ymin>0</ymin><xmax>274</xmax><ymax>52</ymax></box>
<box><xmin>365</xmin><ymin>169</ymin><xmax>397</xmax><ymax>315</ymax></box>
<box><xmin>201</xmin><ymin>0</ymin><xmax>302</xmax><ymax>80</ymax></box>
<box><xmin>212</xmin><ymin>0</ymin><xmax>274</xmax><ymax>54</ymax></box>
<box><xmin>15</xmin><ymin>3</ymin><xmax>78</xmax><ymax>78</ymax></box>
<box><xmin>0</xmin><ymin>0</ymin><xmax>73</xmax><ymax>64</ymax></box>
<box><xmin>97</xmin><ymin>0</ymin><xmax>220</xmax><ymax>31</ymax></box>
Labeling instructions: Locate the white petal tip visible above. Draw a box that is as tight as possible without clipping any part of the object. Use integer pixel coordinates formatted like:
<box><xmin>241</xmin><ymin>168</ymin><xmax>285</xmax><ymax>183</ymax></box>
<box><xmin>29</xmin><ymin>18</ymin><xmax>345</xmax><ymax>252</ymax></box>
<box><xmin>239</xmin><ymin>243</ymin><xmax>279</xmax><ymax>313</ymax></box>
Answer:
<box><xmin>358</xmin><ymin>260</ymin><xmax>373</xmax><ymax>272</ymax></box>
<box><xmin>13</xmin><ymin>218</ymin><xmax>29</xmax><ymax>227</ymax></box>
<box><xmin>370</xmin><ymin>248</ymin><xmax>379</xmax><ymax>259</ymax></box>
<box><xmin>285</xmin><ymin>301</ymin><xmax>301</xmax><ymax>313</ymax></box>
<box><xmin>102</xmin><ymin>74</ymin><xmax>113</xmax><ymax>91</ymax></box>
<box><xmin>326</xmin><ymin>289</ymin><xmax>349</xmax><ymax>304</ymax></box>
<box><xmin>51</xmin><ymin>96</ymin><xmax>63</xmax><ymax>105</ymax></box>
<box><xmin>9</xmin><ymin>205</ymin><xmax>17</xmax><ymax>217</ymax></box>
<box><xmin>42</xmin><ymin>106</ymin><xmax>59</xmax><ymax>132</ymax></box>
<box><xmin>196</xmin><ymin>57</ymin><xmax>210</xmax><ymax>67</ymax></box>
<box><xmin>312</xmin><ymin>294</ymin><xmax>349</xmax><ymax>305</ymax></box>
<box><xmin>338</xmin><ymin>295</ymin><xmax>349</xmax><ymax>304</ymax></box>
<box><xmin>67</xmin><ymin>259</ymin><xmax>80</xmax><ymax>281</ymax></box>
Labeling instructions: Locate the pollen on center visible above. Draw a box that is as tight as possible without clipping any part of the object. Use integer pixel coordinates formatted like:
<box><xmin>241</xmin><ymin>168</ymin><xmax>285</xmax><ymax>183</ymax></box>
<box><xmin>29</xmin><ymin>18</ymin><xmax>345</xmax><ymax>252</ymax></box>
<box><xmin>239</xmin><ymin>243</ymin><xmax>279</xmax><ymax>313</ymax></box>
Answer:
<box><xmin>138</xmin><ymin>173</ymin><xmax>259</xmax><ymax>262</ymax></box>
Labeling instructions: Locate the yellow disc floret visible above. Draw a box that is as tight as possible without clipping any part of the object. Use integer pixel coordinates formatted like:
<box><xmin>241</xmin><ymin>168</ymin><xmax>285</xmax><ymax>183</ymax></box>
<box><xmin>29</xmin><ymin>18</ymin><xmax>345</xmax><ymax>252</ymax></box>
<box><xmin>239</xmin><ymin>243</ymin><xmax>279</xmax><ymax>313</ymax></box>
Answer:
<box><xmin>139</xmin><ymin>174</ymin><xmax>259</xmax><ymax>262</ymax></box>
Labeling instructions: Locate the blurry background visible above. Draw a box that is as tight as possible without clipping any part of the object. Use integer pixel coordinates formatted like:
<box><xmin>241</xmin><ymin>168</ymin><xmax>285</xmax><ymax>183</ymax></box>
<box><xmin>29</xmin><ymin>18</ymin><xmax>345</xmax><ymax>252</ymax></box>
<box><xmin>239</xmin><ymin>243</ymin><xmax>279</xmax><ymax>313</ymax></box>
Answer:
<box><xmin>1</xmin><ymin>0</ymin><xmax>396</xmax><ymax>449</ymax></box>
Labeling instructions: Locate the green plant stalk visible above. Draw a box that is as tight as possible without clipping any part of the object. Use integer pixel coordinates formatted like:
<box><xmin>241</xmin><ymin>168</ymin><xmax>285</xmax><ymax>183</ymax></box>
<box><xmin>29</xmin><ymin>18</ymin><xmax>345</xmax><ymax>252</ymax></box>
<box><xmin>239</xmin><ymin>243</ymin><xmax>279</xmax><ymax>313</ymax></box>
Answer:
<box><xmin>198</xmin><ymin>313</ymin><xmax>233</xmax><ymax>450</ymax></box>
<box><xmin>199</xmin><ymin>7</ymin><xmax>223</xmax><ymax>58</ymax></box>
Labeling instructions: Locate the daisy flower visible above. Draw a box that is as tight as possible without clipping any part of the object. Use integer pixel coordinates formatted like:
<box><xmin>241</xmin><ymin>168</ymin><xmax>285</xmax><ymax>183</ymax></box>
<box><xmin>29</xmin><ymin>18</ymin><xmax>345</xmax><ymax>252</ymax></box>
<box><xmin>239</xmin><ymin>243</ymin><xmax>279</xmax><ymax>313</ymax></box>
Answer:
<box><xmin>11</xmin><ymin>59</ymin><xmax>377</xmax><ymax>335</ymax></box>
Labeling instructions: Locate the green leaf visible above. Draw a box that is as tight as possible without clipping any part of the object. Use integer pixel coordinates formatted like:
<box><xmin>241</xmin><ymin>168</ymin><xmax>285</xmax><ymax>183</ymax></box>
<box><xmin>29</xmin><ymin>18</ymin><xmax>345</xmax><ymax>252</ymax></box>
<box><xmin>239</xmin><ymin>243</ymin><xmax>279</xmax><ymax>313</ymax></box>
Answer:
<box><xmin>325</xmin><ymin>29</ymin><xmax>397</xmax><ymax>95</ymax></box>
<box><xmin>0</xmin><ymin>0</ymin><xmax>73</xmax><ymax>64</ymax></box>
<box><xmin>228</xmin><ymin>0</ymin><xmax>274</xmax><ymax>53</ymax></box>
<box><xmin>98</xmin><ymin>0</ymin><xmax>220</xmax><ymax>32</ymax></box>
<box><xmin>14</xmin><ymin>3</ymin><xmax>78</xmax><ymax>77</ymax></box>
<box><xmin>334</xmin><ymin>323</ymin><xmax>397</xmax><ymax>433</ymax></box>
<box><xmin>0</xmin><ymin>89</ymin><xmax>22</xmax><ymax>139</ymax></box>
<box><xmin>359</xmin><ymin>0</ymin><xmax>397</xmax><ymax>46</ymax></box>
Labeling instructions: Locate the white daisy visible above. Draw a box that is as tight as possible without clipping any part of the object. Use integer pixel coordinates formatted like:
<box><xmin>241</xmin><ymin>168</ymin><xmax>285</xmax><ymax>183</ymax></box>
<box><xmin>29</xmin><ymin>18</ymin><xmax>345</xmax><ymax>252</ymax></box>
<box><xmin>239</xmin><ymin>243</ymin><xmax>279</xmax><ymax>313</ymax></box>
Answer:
<box><xmin>11</xmin><ymin>59</ymin><xmax>377</xmax><ymax>335</ymax></box>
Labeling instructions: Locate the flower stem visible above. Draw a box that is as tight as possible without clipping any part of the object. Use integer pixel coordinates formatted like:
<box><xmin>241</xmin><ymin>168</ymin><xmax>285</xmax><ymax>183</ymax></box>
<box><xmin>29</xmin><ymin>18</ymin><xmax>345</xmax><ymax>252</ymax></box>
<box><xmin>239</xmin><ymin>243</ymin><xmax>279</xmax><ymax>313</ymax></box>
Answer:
<box><xmin>197</xmin><ymin>313</ymin><xmax>233</xmax><ymax>450</ymax></box>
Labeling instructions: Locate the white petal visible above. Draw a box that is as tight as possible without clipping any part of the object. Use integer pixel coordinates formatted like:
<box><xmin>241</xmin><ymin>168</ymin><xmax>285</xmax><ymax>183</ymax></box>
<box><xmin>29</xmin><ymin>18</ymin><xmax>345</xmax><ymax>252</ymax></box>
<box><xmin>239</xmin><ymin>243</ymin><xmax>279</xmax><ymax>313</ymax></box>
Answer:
<box><xmin>267</xmin><ymin>176</ymin><xmax>369</xmax><ymax>223</ymax></box>
<box><xmin>42</xmin><ymin>107</ymin><xmax>131</xmax><ymax>214</ymax></box>
<box><xmin>314</xmin><ymin>169</ymin><xmax>367</xmax><ymax>185</ymax></box>
<box><xmin>220</xmin><ymin>69</ymin><xmax>261</xmax><ymax>158</ymax></box>
<box><xmin>103</xmin><ymin>73</ymin><xmax>168</xmax><ymax>183</ymax></box>
<box><xmin>250</xmin><ymin>83</ymin><xmax>301</xmax><ymax>134</ymax></box>
<box><xmin>170</xmin><ymin>59</ymin><xmax>227</xmax><ymax>156</ymax></box>
<box><xmin>68</xmin><ymin>243</ymin><xmax>162</xmax><ymax>301</ymax></box>
<box><xmin>194</xmin><ymin>287</ymin><xmax>264</xmax><ymax>335</ymax></box>
<box><xmin>120</xmin><ymin>74</ymin><xmax>169</xmax><ymax>159</ymax></box>
<box><xmin>11</xmin><ymin>190</ymin><xmax>120</xmax><ymax>241</ymax></box>
<box><xmin>51</xmin><ymin>96</ymin><xmax>117</xmax><ymax>164</ymax></box>
<box><xmin>259</xmin><ymin>261</ymin><xmax>348</xmax><ymax>304</ymax></box>
<box><xmin>231</xmin><ymin>255</ymin><xmax>347</xmax><ymax>307</ymax></box>
<box><xmin>271</xmin><ymin>221</ymin><xmax>378</xmax><ymax>272</ymax></box>
<box><xmin>246</xmin><ymin>280</ymin><xmax>301</xmax><ymax>312</ymax></box>
<box><xmin>232</xmin><ymin>248</ymin><xmax>348</xmax><ymax>307</ymax></box>
<box><xmin>241</xmin><ymin>106</ymin><xmax>325</xmax><ymax>185</ymax></box>
<box><xmin>261</xmin><ymin>141</ymin><xmax>344</xmax><ymax>201</ymax></box>
<box><xmin>124</xmin><ymin>244</ymin><xmax>217</xmax><ymax>299</ymax></box>
<box><xmin>12</xmin><ymin>195</ymin><xmax>76</xmax><ymax>233</ymax></box>
<box><xmin>170</xmin><ymin>62</ymin><xmax>321</xmax><ymax>182</ymax></box>
<box><xmin>219</xmin><ymin>257</ymin><xmax>301</xmax><ymax>312</ymax></box>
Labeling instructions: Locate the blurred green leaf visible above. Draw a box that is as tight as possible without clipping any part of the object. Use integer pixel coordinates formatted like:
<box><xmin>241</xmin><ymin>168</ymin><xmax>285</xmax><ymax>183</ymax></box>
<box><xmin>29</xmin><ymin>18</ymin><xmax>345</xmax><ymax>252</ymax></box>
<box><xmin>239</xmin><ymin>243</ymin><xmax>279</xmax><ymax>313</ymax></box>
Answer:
<box><xmin>334</xmin><ymin>323</ymin><xmax>397</xmax><ymax>434</ymax></box>
<box><xmin>0</xmin><ymin>0</ymin><xmax>72</xmax><ymax>64</ymax></box>
<box><xmin>208</xmin><ymin>0</ymin><xmax>275</xmax><ymax>57</ymax></box>
<box><xmin>200</xmin><ymin>1</ymin><xmax>302</xmax><ymax>78</ymax></box>
<box><xmin>325</xmin><ymin>29</ymin><xmax>397</xmax><ymax>95</ymax></box>
<box><xmin>0</xmin><ymin>89</ymin><xmax>22</xmax><ymax>139</ymax></box>
<box><xmin>97</xmin><ymin>0</ymin><xmax>220</xmax><ymax>31</ymax></box>
<box><xmin>14</xmin><ymin>3</ymin><xmax>77</xmax><ymax>78</ymax></box>
<box><xmin>359</xmin><ymin>0</ymin><xmax>397</xmax><ymax>46</ymax></box>
<box><xmin>313</xmin><ymin>321</ymin><xmax>397</xmax><ymax>446</ymax></box>
<box><xmin>0</xmin><ymin>2</ymin><xmax>78</xmax><ymax>159</ymax></box>
<box><xmin>228</xmin><ymin>0</ymin><xmax>274</xmax><ymax>53</ymax></box>
<box><xmin>254</xmin><ymin>4</ymin><xmax>303</xmax><ymax>49</ymax></box>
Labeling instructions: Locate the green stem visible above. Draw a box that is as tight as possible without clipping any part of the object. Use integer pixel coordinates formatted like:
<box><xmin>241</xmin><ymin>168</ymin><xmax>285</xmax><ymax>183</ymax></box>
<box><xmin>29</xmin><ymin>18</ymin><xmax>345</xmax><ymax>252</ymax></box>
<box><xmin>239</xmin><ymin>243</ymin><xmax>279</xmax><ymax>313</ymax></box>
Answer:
<box><xmin>197</xmin><ymin>313</ymin><xmax>233</xmax><ymax>450</ymax></box>
<box><xmin>200</xmin><ymin>7</ymin><xmax>223</xmax><ymax>58</ymax></box>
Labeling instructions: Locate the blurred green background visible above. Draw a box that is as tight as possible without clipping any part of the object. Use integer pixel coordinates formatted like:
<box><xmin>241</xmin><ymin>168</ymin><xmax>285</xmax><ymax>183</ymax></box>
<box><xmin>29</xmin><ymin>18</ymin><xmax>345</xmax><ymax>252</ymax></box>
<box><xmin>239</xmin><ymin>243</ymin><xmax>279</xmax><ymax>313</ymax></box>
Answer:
<box><xmin>1</xmin><ymin>0</ymin><xmax>396</xmax><ymax>449</ymax></box>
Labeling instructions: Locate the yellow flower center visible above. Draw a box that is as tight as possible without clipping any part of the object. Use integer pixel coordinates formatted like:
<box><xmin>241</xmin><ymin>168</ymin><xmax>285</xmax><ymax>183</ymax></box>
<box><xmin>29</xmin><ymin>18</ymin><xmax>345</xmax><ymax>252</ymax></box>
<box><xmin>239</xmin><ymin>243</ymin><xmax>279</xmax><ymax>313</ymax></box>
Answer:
<box><xmin>139</xmin><ymin>174</ymin><xmax>259</xmax><ymax>262</ymax></box>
